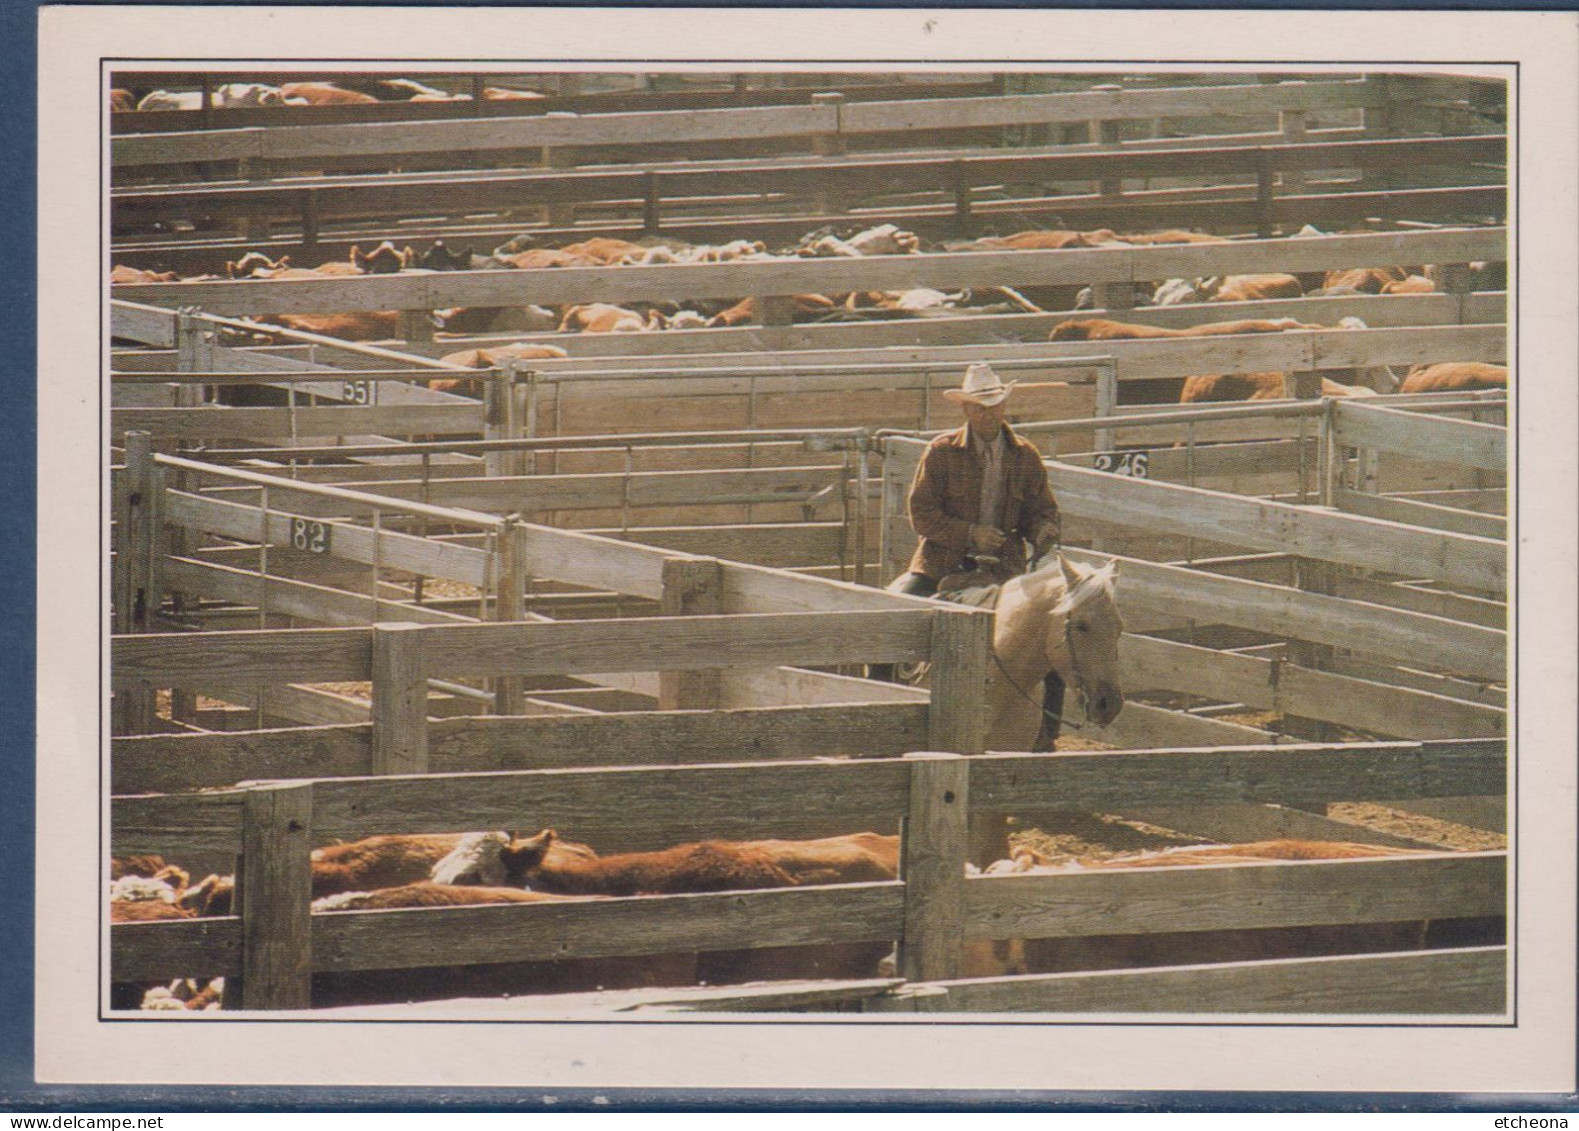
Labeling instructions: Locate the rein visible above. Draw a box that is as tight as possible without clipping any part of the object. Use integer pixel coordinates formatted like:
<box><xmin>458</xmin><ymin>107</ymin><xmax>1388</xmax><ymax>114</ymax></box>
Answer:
<box><xmin>989</xmin><ymin>646</ymin><xmax>1088</xmax><ymax>734</ymax></box>
<box><xmin>991</xmin><ymin>548</ymin><xmax>1090</xmax><ymax>734</ymax></box>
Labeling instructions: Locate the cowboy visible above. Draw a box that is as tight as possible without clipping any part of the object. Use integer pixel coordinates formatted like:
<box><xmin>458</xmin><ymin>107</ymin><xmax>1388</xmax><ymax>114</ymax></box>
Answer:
<box><xmin>894</xmin><ymin>362</ymin><xmax>1068</xmax><ymax>745</ymax></box>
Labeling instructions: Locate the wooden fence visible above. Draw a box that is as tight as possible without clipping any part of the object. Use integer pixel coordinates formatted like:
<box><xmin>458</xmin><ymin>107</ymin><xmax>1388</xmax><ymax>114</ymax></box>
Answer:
<box><xmin>112</xmin><ymin>75</ymin><xmax>1406</xmax><ymax>169</ymax></box>
<box><xmin>112</xmin><ymin>226</ymin><xmax>1508</xmax><ymax>322</ymax></box>
<box><xmin>111</xmin><ymin>133</ymin><xmax>1504</xmax><ymax>246</ymax></box>
<box><xmin>110</xmin><ymin>73</ymin><xmax>1001</xmax><ymax>135</ymax></box>
<box><xmin>109</xmin><ymin>738</ymin><xmax>1507</xmax><ymax>1013</ymax></box>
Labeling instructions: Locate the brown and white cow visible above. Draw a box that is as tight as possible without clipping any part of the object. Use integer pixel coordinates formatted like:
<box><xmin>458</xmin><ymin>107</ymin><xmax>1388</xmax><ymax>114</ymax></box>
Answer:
<box><xmin>279</xmin><ymin>82</ymin><xmax>380</xmax><ymax>106</ymax></box>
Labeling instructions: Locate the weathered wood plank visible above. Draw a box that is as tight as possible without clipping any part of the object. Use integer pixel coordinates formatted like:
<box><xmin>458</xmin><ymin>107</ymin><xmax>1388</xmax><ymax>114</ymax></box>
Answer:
<box><xmin>968</xmin><ymin>740</ymin><xmax>1506</xmax><ymax>812</ymax></box>
<box><xmin>629</xmin><ymin>978</ymin><xmax>906</xmax><ymax>1014</ymax></box>
<box><xmin>1081</xmin><ymin>700</ymin><xmax>1283</xmax><ymax>748</ymax></box>
<box><xmin>1327</xmin><ymin>656</ymin><xmax>1505</xmax><ymax>708</ymax></box>
<box><xmin>1334</xmin><ymin>489</ymin><xmax>1507</xmax><ymax>539</ymax></box>
<box><xmin>303</xmin><ymin>466</ymin><xmax>846</xmax><ymax>515</ymax></box>
<box><xmin>1051</xmin><ymin>464</ymin><xmax>1506</xmax><ymax>594</ymax></box>
<box><xmin>164</xmin><ymin>556</ymin><xmax>474</xmax><ymax>628</ymax></box>
<box><xmin>113</xmin><ymin>724</ymin><xmax>372</xmax><ymax>795</ymax></box>
<box><xmin>111</xmin><ymin>918</ymin><xmax>244</xmax><ymax>983</ymax></box>
<box><xmin>719</xmin><ymin>559</ymin><xmax>934</xmax><ymax>614</ymax></box>
<box><xmin>1060</xmin><ymin>548</ymin><xmax>1506</xmax><ymax>679</ymax></box>
<box><xmin>1117</xmin><ymin>803</ymin><xmax>1447</xmax><ymax>851</ymax></box>
<box><xmin>1119</xmin><ymin>633</ymin><xmax>1505</xmax><ymax>739</ymax></box>
<box><xmin>1376</xmin><ymin>796</ymin><xmax>1506</xmax><ymax>834</ymax></box>
<box><xmin>1330</xmin><ymin>574</ymin><xmax>1504</xmax><ymax>630</ymax></box>
<box><xmin>112</xmin><ymin>790</ymin><xmax>246</xmax><ymax>857</ymax></box>
<box><xmin>964</xmin><ymin>851</ymin><xmax>1505</xmax><ymax>940</ymax></box>
<box><xmin>166</xmin><ymin>491</ymin><xmax>495</xmax><ymax>586</ymax></box>
<box><xmin>113</xmin><ymin>79</ymin><xmax>1386</xmax><ymax>168</ymax></box>
<box><xmin>426</xmin><ymin>703</ymin><xmax>932</xmax><ymax>771</ymax></box>
<box><xmin>416</xmin><ymin>611</ymin><xmax>935</xmax><ymax>679</ymax></box>
<box><xmin>869</xmin><ymin>947</ymin><xmax>1506</xmax><ymax>1015</ymax></box>
<box><xmin>311</xmin><ymin>882</ymin><xmax>904</xmax><ymax>973</ymax></box>
<box><xmin>113</xmin><ymin>404</ymin><xmax>483</xmax><ymax>441</ymax></box>
<box><xmin>308</xmin><ymin>758</ymin><xmax>913</xmax><ymax>847</ymax></box>
<box><xmin>717</xmin><ymin>665</ymin><xmax>929</xmax><ymax>708</ymax></box>
<box><xmin>116</xmin><ymin>102</ymin><xmax>837</xmax><ymax>167</ymax></box>
<box><xmin>200</xmin><ymin>682</ymin><xmax>371</xmax><ymax>728</ymax></box>
<box><xmin>113</xmin><ymin>627</ymin><xmax>370</xmax><ymax>690</ymax></box>
<box><xmin>114</xmin><ymin>132</ymin><xmax>1501</xmax><ymax>227</ymax></box>
<box><xmin>1335</xmin><ymin>401</ymin><xmax>1507</xmax><ymax>471</ymax></box>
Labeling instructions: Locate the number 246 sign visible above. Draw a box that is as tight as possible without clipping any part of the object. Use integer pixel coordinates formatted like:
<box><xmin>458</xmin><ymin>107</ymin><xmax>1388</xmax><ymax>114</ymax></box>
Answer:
<box><xmin>1094</xmin><ymin>451</ymin><xmax>1150</xmax><ymax>478</ymax></box>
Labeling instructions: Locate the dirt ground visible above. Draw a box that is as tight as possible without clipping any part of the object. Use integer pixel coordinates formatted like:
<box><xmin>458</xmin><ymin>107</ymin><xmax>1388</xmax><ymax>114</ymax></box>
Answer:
<box><xmin>1019</xmin><ymin>728</ymin><xmax>1505</xmax><ymax>860</ymax></box>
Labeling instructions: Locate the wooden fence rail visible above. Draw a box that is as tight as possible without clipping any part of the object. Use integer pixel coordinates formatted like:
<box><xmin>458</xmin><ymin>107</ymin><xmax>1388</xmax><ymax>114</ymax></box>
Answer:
<box><xmin>111</xmin><ymin>133</ymin><xmax>1504</xmax><ymax>237</ymax></box>
<box><xmin>109</xmin><ymin>738</ymin><xmax>1507</xmax><ymax>1010</ymax></box>
<box><xmin>112</xmin><ymin>77</ymin><xmax>1398</xmax><ymax>168</ymax></box>
<box><xmin>112</xmin><ymin>226</ymin><xmax>1507</xmax><ymax>315</ymax></box>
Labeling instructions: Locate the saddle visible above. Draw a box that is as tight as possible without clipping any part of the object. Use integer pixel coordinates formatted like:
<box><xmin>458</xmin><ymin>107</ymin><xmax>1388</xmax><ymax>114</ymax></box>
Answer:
<box><xmin>935</xmin><ymin>557</ymin><xmax>1016</xmax><ymax>608</ymax></box>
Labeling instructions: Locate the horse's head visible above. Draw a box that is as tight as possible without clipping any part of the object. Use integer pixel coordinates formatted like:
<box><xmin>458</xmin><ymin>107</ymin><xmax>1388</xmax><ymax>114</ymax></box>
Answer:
<box><xmin>1051</xmin><ymin>556</ymin><xmax>1125</xmax><ymax>727</ymax></box>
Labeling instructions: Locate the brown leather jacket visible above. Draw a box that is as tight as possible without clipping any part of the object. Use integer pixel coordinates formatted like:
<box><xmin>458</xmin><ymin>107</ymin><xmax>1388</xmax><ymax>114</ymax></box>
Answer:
<box><xmin>905</xmin><ymin>422</ymin><xmax>1061</xmax><ymax>580</ymax></box>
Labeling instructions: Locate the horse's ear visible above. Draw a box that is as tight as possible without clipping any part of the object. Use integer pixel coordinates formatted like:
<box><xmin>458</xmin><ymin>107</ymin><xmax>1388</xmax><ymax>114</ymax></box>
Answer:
<box><xmin>1060</xmin><ymin>555</ymin><xmax>1087</xmax><ymax>587</ymax></box>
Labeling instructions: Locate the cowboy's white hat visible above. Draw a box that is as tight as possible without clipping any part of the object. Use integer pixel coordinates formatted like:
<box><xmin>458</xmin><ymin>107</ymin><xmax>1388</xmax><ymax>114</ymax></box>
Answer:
<box><xmin>944</xmin><ymin>362</ymin><xmax>1017</xmax><ymax>406</ymax></box>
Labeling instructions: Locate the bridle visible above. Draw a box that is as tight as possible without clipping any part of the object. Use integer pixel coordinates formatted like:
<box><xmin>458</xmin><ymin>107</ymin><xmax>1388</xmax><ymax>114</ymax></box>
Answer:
<box><xmin>984</xmin><ymin>548</ymin><xmax>1092</xmax><ymax>733</ymax></box>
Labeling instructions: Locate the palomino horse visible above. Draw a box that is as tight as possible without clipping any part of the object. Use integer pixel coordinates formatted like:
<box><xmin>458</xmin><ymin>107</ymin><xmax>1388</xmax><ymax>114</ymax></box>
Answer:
<box><xmin>887</xmin><ymin>553</ymin><xmax>1126</xmax><ymax>864</ymax></box>
<box><xmin>982</xmin><ymin>553</ymin><xmax>1125</xmax><ymax>749</ymax></box>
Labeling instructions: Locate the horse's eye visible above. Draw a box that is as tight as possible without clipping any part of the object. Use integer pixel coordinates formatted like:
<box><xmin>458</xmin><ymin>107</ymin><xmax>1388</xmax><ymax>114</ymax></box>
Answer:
<box><xmin>1075</xmin><ymin>622</ymin><xmax>1090</xmax><ymax>633</ymax></box>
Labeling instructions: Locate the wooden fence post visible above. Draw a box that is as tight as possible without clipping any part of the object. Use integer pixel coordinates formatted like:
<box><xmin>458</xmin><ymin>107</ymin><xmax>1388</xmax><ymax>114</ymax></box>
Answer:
<box><xmin>1254</xmin><ymin>149</ymin><xmax>1276</xmax><ymax>239</ymax></box>
<box><xmin>949</xmin><ymin>159</ymin><xmax>973</xmax><ymax>239</ymax></box>
<box><xmin>483</xmin><ymin>367</ymin><xmax>517</xmax><ymax>479</ymax></box>
<box><xmin>371</xmin><ymin>622</ymin><xmax>429</xmax><ymax>774</ymax></box>
<box><xmin>116</xmin><ymin>432</ymin><xmax>162</xmax><ymax>734</ymax></box>
<box><xmin>493</xmin><ymin>521</ymin><xmax>528</xmax><ymax>715</ymax></box>
<box><xmin>810</xmin><ymin>92</ymin><xmax>846</xmax><ymax>215</ymax></box>
<box><xmin>899</xmin><ymin>751</ymin><xmax>969</xmax><ymax>982</ymax></box>
<box><xmin>878</xmin><ymin>438</ymin><xmax>923</xmax><ymax>585</ymax></box>
<box><xmin>755</xmin><ymin>294</ymin><xmax>796</xmax><ymax>328</ymax></box>
<box><xmin>542</xmin><ymin>115</ymin><xmax>578</xmax><ymax>226</ymax></box>
<box><xmin>927</xmin><ymin>607</ymin><xmax>1000</xmax><ymax>865</ymax></box>
<box><xmin>1279</xmin><ymin>109</ymin><xmax>1308</xmax><ymax>195</ymax></box>
<box><xmin>399</xmin><ymin>308</ymin><xmax>433</xmax><ymax>344</ymax></box>
<box><xmin>236</xmin><ymin>782</ymin><xmax>314</xmax><ymax>1010</ymax></box>
<box><xmin>641</xmin><ymin>170</ymin><xmax>662</xmax><ymax>235</ymax></box>
<box><xmin>659</xmin><ymin>556</ymin><xmax>724</xmax><ymax>710</ymax></box>
<box><xmin>1094</xmin><ymin>117</ymin><xmax>1123</xmax><ymax>198</ymax></box>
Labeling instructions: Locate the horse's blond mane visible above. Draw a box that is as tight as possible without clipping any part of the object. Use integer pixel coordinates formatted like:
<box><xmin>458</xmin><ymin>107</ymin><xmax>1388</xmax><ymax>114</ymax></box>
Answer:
<box><xmin>1052</xmin><ymin>558</ymin><xmax>1117</xmax><ymax>618</ymax></box>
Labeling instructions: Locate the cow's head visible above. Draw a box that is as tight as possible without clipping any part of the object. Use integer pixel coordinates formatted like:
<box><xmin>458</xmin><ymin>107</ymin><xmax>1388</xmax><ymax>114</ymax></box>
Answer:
<box><xmin>498</xmin><ymin>829</ymin><xmax>596</xmax><ymax>887</ymax></box>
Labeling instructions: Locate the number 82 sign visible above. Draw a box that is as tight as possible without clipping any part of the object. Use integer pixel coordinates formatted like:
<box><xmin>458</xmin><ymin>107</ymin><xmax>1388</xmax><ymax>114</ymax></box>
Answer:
<box><xmin>290</xmin><ymin>517</ymin><xmax>331</xmax><ymax>554</ymax></box>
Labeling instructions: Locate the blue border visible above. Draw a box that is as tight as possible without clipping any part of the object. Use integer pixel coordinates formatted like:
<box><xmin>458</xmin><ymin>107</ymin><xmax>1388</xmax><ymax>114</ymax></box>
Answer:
<box><xmin>2</xmin><ymin>0</ymin><xmax>39</xmax><ymax>1113</ymax></box>
<box><xmin>10</xmin><ymin>1</ymin><xmax>1579</xmax><ymax>1113</ymax></box>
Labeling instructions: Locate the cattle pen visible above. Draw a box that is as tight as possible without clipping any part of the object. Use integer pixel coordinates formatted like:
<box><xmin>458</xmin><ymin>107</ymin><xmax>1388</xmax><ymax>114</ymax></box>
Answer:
<box><xmin>104</xmin><ymin>65</ymin><xmax>1511</xmax><ymax>1017</ymax></box>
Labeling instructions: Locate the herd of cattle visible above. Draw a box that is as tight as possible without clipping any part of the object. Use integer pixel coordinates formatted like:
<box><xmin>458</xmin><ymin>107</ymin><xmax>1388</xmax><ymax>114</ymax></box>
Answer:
<box><xmin>111</xmin><ymin>220</ymin><xmax>1507</xmax><ymax>405</ymax></box>
<box><xmin>112</xmin><ymin>78</ymin><xmax>544</xmax><ymax>113</ymax></box>
<box><xmin>111</xmin><ymin>828</ymin><xmax>1495</xmax><ymax>1011</ymax></box>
